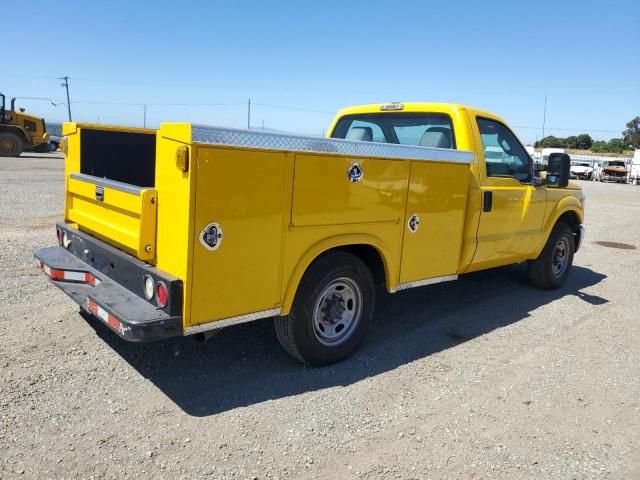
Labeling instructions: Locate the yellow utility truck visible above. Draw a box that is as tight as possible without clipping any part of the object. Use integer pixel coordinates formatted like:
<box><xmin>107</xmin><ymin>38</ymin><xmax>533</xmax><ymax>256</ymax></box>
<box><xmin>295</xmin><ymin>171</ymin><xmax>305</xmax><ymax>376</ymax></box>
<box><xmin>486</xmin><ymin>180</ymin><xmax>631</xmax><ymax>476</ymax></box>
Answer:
<box><xmin>35</xmin><ymin>103</ymin><xmax>585</xmax><ymax>365</ymax></box>
<box><xmin>0</xmin><ymin>93</ymin><xmax>51</xmax><ymax>156</ymax></box>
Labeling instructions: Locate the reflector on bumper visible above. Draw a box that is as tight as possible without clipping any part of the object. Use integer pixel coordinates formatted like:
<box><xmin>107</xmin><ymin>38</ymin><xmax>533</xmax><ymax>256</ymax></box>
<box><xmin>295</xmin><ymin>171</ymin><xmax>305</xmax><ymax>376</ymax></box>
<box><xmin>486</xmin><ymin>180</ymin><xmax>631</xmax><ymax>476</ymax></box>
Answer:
<box><xmin>38</xmin><ymin>261</ymin><xmax>101</xmax><ymax>286</ymax></box>
<box><xmin>34</xmin><ymin>245</ymin><xmax>182</xmax><ymax>342</ymax></box>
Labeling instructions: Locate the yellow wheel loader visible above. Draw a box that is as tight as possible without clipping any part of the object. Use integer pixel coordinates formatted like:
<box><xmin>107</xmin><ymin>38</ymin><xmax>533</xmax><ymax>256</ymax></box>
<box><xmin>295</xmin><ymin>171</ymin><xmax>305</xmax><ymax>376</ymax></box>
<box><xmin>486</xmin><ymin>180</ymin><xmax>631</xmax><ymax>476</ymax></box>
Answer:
<box><xmin>0</xmin><ymin>93</ymin><xmax>50</xmax><ymax>156</ymax></box>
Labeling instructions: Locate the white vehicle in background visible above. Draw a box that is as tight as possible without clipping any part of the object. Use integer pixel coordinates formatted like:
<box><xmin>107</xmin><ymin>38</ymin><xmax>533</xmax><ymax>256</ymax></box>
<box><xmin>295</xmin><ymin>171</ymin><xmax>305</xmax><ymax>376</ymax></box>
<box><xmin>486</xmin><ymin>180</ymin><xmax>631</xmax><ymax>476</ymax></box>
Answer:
<box><xmin>570</xmin><ymin>161</ymin><xmax>594</xmax><ymax>180</ymax></box>
<box><xmin>541</xmin><ymin>148</ymin><xmax>564</xmax><ymax>169</ymax></box>
<box><xmin>525</xmin><ymin>145</ymin><xmax>535</xmax><ymax>159</ymax></box>
<box><xmin>593</xmin><ymin>159</ymin><xmax>628</xmax><ymax>183</ymax></box>
<box><xmin>629</xmin><ymin>150</ymin><xmax>640</xmax><ymax>185</ymax></box>
<box><xmin>49</xmin><ymin>135</ymin><xmax>61</xmax><ymax>151</ymax></box>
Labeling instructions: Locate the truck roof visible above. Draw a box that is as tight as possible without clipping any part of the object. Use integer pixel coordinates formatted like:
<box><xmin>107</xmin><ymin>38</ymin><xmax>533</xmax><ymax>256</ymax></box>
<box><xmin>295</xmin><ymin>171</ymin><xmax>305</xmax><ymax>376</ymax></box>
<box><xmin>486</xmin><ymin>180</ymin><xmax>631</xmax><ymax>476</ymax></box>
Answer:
<box><xmin>333</xmin><ymin>102</ymin><xmax>506</xmax><ymax>123</ymax></box>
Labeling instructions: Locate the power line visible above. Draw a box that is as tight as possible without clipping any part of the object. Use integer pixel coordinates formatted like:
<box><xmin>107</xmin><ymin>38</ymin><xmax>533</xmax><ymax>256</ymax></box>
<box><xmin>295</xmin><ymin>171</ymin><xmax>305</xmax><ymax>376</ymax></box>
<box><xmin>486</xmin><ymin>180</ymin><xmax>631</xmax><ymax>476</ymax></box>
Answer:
<box><xmin>513</xmin><ymin>125</ymin><xmax>621</xmax><ymax>134</ymax></box>
<box><xmin>12</xmin><ymin>95</ymin><xmax>626</xmax><ymax>134</ymax></box>
<box><xmin>70</xmin><ymin>100</ymin><xmax>245</xmax><ymax>106</ymax></box>
<box><xmin>252</xmin><ymin>102</ymin><xmax>335</xmax><ymax>115</ymax></box>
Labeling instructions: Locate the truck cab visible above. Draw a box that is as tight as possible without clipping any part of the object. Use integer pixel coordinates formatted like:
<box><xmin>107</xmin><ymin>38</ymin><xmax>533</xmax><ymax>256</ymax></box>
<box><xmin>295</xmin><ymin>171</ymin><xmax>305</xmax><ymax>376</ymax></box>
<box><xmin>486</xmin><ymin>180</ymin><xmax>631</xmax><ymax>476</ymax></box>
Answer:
<box><xmin>328</xmin><ymin>103</ymin><xmax>585</xmax><ymax>274</ymax></box>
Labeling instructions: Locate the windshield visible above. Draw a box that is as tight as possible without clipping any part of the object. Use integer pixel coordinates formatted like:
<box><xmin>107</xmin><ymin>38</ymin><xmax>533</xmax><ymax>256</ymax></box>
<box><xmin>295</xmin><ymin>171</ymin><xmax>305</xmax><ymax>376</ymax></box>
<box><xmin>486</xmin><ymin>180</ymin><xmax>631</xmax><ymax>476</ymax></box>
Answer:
<box><xmin>331</xmin><ymin>113</ymin><xmax>456</xmax><ymax>149</ymax></box>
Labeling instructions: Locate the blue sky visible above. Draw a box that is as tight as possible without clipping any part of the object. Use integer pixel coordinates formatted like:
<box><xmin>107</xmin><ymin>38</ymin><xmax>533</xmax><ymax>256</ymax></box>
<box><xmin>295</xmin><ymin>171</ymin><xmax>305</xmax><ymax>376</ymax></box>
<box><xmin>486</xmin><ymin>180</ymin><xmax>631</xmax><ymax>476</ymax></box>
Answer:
<box><xmin>4</xmin><ymin>0</ymin><xmax>639</xmax><ymax>144</ymax></box>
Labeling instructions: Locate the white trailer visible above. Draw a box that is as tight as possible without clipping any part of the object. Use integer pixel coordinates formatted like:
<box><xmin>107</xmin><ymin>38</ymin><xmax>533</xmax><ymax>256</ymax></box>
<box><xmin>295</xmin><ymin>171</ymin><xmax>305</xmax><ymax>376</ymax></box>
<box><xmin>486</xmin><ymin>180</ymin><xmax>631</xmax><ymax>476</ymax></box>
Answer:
<box><xmin>629</xmin><ymin>149</ymin><xmax>640</xmax><ymax>185</ymax></box>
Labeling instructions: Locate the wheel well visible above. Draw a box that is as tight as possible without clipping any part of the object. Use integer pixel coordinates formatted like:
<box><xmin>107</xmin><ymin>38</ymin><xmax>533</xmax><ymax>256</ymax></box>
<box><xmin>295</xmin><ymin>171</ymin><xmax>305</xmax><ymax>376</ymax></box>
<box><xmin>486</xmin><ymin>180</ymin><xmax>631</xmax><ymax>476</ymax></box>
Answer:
<box><xmin>556</xmin><ymin>211</ymin><xmax>582</xmax><ymax>250</ymax></box>
<box><xmin>0</xmin><ymin>125</ymin><xmax>29</xmax><ymax>144</ymax></box>
<box><xmin>318</xmin><ymin>244</ymin><xmax>387</xmax><ymax>290</ymax></box>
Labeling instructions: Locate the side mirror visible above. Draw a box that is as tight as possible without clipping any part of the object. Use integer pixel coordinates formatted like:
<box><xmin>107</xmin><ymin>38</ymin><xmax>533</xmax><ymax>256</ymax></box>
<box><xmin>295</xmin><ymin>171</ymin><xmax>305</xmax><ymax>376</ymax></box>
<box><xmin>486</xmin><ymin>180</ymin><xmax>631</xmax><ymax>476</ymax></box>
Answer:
<box><xmin>547</xmin><ymin>153</ymin><xmax>570</xmax><ymax>188</ymax></box>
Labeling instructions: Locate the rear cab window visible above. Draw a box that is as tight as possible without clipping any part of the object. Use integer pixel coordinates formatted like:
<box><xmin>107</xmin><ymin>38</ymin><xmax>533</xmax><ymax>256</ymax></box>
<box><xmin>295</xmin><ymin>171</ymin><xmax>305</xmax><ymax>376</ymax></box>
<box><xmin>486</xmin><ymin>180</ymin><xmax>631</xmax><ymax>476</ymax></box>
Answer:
<box><xmin>331</xmin><ymin>113</ymin><xmax>456</xmax><ymax>149</ymax></box>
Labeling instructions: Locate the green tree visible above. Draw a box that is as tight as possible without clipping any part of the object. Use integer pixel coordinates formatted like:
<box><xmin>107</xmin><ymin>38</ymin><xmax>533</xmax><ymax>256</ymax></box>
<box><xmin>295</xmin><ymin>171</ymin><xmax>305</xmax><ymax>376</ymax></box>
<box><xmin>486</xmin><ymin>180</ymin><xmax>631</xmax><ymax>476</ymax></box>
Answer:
<box><xmin>606</xmin><ymin>138</ymin><xmax>625</xmax><ymax>153</ymax></box>
<box><xmin>591</xmin><ymin>141</ymin><xmax>607</xmax><ymax>153</ymax></box>
<box><xmin>539</xmin><ymin>136</ymin><xmax>564</xmax><ymax>148</ymax></box>
<box><xmin>623</xmin><ymin>116</ymin><xmax>640</xmax><ymax>149</ymax></box>
<box><xmin>565</xmin><ymin>136</ymin><xmax>578</xmax><ymax>149</ymax></box>
<box><xmin>591</xmin><ymin>139</ymin><xmax>625</xmax><ymax>153</ymax></box>
<box><xmin>576</xmin><ymin>134</ymin><xmax>593</xmax><ymax>150</ymax></box>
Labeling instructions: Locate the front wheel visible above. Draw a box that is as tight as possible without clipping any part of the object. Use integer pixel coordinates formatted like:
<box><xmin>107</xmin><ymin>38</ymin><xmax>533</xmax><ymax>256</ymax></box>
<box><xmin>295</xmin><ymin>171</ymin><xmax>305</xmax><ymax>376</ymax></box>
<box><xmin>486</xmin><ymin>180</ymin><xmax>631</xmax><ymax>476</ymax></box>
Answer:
<box><xmin>275</xmin><ymin>251</ymin><xmax>375</xmax><ymax>366</ymax></box>
<box><xmin>528</xmin><ymin>222</ymin><xmax>575</xmax><ymax>289</ymax></box>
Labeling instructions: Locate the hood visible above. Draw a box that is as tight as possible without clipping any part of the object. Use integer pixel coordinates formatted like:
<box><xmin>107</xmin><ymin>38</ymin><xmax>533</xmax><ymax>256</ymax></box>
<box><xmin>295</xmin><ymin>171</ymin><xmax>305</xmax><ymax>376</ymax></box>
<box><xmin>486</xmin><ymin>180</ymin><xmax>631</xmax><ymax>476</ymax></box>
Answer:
<box><xmin>603</xmin><ymin>166</ymin><xmax>626</xmax><ymax>174</ymax></box>
<box><xmin>570</xmin><ymin>165</ymin><xmax>592</xmax><ymax>172</ymax></box>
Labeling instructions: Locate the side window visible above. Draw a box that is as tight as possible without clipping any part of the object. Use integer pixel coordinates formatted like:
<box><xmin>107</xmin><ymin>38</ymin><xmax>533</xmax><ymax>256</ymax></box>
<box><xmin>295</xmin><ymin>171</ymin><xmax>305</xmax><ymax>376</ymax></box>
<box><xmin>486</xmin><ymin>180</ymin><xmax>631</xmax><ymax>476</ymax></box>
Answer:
<box><xmin>477</xmin><ymin>117</ymin><xmax>531</xmax><ymax>182</ymax></box>
<box><xmin>23</xmin><ymin>119</ymin><xmax>37</xmax><ymax>132</ymax></box>
<box><xmin>344</xmin><ymin>120</ymin><xmax>386</xmax><ymax>143</ymax></box>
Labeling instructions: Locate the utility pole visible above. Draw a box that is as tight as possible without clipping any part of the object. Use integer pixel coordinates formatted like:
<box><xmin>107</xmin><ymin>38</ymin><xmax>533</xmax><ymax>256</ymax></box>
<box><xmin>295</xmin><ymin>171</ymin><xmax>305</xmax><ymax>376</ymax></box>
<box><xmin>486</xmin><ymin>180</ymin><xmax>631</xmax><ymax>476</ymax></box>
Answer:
<box><xmin>247</xmin><ymin>98</ymin><xmax>251</xmax><ymax>129</ymax></box>
<box><xmin>59</xmin><ymin>76</ymin><xmax>72</xmax><ymax>121</ymax></box>
<box><xmin>542</xmin><ymin>93</ymin><xmax>547</xmax><ymax>139</ymax></box>
<box><xmin>143</xmin><ymin>104</ymin><xmax>147</xmax><ymax>128</ymax></box>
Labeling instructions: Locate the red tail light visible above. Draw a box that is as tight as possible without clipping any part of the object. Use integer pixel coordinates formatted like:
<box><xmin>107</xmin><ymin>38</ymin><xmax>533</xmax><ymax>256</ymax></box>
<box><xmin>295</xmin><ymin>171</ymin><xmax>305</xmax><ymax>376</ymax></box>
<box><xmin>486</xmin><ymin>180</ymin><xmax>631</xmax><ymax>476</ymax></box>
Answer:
<box><xmin>156</xmin><ymin>281</ymin><xmax>168</xmax><ymax>308</ymax></box>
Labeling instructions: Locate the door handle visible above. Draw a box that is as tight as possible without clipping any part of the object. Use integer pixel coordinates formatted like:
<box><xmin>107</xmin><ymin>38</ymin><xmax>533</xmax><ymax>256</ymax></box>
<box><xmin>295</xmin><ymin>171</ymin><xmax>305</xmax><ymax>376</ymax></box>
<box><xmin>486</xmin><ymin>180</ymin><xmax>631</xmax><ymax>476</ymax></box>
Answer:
<box><xmin>483</xmin><ymin>191</ymin><xmax>493</xmax><ymax>212</ymax></box>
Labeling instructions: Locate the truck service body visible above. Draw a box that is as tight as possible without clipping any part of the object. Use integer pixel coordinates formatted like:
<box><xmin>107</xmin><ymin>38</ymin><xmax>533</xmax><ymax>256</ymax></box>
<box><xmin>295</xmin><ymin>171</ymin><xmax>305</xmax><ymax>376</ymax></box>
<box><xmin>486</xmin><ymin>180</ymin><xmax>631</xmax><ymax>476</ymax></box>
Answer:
<box><xmin>35</xmin><ymin>103</ymin><xmax>585</xmax><ymax>365</ymax></box>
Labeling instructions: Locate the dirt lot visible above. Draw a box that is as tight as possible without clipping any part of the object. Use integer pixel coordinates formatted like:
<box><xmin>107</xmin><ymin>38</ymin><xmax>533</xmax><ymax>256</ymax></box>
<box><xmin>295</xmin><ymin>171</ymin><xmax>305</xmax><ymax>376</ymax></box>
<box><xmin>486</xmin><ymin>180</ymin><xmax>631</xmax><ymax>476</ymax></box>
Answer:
<box><xmin>1</xmin><ymin>153</ymin><xmax>639</xmax><ymax>480</ymax></box>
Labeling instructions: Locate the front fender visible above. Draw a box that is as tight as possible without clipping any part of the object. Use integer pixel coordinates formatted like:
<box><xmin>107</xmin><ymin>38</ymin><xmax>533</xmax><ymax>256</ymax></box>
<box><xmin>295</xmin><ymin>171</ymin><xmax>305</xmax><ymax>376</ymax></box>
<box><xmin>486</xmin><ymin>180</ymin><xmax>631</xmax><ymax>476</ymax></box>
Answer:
<box><xmin>535</xmin><ymin>194</ymin><xmax>584</xmax><ymax>256</ymax></box>
<box><xmin>280</xmin><ymin>233</ymin><xmax>397</xmax><ymax>315</ymax></box>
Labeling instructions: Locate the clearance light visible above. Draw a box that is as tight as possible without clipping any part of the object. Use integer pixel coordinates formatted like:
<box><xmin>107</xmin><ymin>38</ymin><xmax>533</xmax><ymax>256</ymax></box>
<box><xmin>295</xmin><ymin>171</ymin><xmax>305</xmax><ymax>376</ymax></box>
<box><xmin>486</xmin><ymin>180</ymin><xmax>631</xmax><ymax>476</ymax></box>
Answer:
<box><xmin>380</xmin><ymin>102</ymin><xmax>404</xmax><ymax>111</ymax></box>
<box><xmin>156</xmin><ymin>281</ymin><xmax>168</xmax><ymax>308</ymax></box>
<box><xmin>143</xmin><ymin>275</ymin><xmax>155</xmax><ymax>300</ymax></box>
<box><xmin>176</xmin><ymin>145</ymin><xmax>189</xmax><ymax>172</ymax></box>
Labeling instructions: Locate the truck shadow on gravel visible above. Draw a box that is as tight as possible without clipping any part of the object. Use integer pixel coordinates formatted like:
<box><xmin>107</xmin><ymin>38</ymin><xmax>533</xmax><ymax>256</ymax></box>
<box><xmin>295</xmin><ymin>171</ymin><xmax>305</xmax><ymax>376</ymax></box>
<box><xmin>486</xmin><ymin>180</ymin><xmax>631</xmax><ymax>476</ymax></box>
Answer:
<box><xmin>87</xmin><ymin>264</ymin><xmax>607</xmax><ymax>416</ymax></box>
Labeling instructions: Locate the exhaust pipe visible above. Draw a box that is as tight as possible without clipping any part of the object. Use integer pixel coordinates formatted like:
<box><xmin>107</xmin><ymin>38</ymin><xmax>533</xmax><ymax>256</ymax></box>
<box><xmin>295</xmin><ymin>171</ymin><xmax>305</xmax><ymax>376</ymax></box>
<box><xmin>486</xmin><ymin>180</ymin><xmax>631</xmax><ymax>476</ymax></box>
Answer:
<box><xmin>10</xmin><ymin>98</ymin><xmax>16</xmax><ymax>111</ymax></box>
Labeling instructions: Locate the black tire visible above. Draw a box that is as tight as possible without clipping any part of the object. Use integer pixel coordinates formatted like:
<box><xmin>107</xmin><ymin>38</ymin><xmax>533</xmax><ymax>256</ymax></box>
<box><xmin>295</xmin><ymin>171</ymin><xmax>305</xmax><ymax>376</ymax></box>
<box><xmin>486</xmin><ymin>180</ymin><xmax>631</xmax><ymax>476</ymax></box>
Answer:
<box><xmin>0</xmin><ymin>132</ymin><xmax>24</xmax><ymax>157</ymax></box>
<box><xmin>275</xmin><ymin>251</ymin><xmax>375</xmax><ymax>366</ymax></box>
<box><xmin>528</xmin><ymin>222</ymin><xmax>575</xmax><ymax>289</ymax></box>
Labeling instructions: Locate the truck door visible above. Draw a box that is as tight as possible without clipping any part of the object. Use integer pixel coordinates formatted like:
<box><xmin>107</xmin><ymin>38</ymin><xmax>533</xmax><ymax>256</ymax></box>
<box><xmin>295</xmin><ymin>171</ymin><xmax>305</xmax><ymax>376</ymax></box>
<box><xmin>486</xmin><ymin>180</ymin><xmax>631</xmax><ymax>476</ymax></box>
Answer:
<box><xmin>470</xmin><ymin>117</ymin><xmax>546</xmax><ymax>270</ymax></box>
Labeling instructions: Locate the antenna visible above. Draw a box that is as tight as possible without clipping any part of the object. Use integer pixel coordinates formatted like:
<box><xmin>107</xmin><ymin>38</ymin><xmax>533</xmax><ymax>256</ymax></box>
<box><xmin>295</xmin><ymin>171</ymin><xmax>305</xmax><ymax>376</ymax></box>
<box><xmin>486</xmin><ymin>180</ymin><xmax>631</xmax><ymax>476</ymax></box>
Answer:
<box><xmin>542</xmin><ymin>93</ymin><xmax>547</xmax><ymax>139</ymax></box>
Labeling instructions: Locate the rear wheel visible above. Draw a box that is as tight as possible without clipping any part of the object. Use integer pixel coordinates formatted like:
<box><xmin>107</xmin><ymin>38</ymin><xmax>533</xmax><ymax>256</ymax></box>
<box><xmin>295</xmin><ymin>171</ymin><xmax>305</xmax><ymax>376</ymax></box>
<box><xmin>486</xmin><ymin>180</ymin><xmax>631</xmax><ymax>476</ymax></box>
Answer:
<box><xmin>275</xmin><ymin>251</ymin><xmax>375</xmax><ymax>366</ymax></box>
<box><xmin>528</xmin><ymin>222</ymin><xmax>575</xmax><ymax>289</ymax></box>
<box><xmin>0</xmin><ymin>132</ymin><xmax>24</xmax><ymax>157</ymax></box>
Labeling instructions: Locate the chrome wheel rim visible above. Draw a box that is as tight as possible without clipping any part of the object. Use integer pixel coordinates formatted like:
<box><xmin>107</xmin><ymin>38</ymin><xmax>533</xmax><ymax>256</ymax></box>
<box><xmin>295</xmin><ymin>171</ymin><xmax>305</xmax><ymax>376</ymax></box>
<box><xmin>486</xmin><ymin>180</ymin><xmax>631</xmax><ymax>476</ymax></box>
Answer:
<box><xmin>312</xmin><ymin>277</ymin><xmax>363</xmax><ymax>347</ymax></box>
<box><xmin>552</xmin><ymin>237</ymin><xmax>570</xmax><ymax>278</ymax></box>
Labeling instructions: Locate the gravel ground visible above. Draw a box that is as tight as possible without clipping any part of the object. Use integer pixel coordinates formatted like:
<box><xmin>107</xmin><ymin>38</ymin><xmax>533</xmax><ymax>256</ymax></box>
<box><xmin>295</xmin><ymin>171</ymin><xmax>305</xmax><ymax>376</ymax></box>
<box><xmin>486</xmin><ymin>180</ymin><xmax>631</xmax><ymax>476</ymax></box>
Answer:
<box><xmin>1</xmin><ymin>153</ymin><xmax>639</xmax><ymax>480</ymax></box>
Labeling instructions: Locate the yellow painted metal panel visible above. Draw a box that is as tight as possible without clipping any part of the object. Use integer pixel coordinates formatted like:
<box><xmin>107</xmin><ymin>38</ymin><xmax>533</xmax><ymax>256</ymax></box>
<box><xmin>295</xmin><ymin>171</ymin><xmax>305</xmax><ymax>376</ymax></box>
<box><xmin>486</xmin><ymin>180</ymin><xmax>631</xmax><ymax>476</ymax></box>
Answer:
<box><xmin>62</xmin><ymin>123</ymin><xmax>160</xmax><ymax>261</ymax></box>
<box><xmin>65</xmin><ymin>176</ymin><xmax>157</xmax><ymax>260</ymax></box>
<box><xmin>469</xmin><ymin>181</ymin><xmax>547</xmax><ymax>271</ymax></box>
<box><xmin>325</xmin><ymin>104</ymin><xmax>483</xmax><ymax>274</ymax></box>
<box><xmin>399</xmin><ymin>162</ymin><xmax>469</xmax><ymax>283</ymax></box>
<box><xmin>154</xmin><ymin>123</ymin><xmax>194</xmax><ymax>278</ymax></box>
<box><xmin>292</xmin><ymin>154</ymin><xmax>409</xmax><ymax>227</ymax></box>
<box><xmin>155</xmin><ymin>123</ymin><xmax>195</xmax><ymax>326</ymax></box>
<box><xmin>279</xmin><ymin>224</ymin><xmax>403</xmax><ymax>314</ymax></box>
<box><xmin>188</xmin><ymin>146</ymin><xmax>290</xmax><ymax>325</ymax></box>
